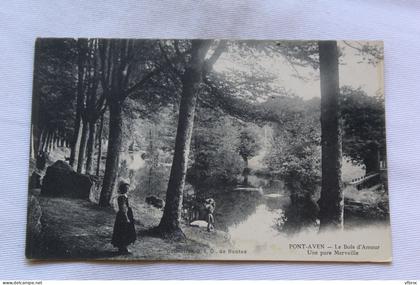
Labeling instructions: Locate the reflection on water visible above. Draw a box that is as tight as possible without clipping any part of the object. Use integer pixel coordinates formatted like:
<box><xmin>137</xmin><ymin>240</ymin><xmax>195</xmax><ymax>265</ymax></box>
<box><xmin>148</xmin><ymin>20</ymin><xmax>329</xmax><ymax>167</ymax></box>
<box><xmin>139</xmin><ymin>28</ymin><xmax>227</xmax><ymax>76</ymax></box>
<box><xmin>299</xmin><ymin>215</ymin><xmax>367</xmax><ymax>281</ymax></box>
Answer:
<box><xmin>194</xmin><ymin>175</ymin><xmax>319</xmax><ymax>246</ymax></box>
<box><xmin>228</xmin><ymin>204</ymin><xmax>284</xmax><ymax>244</ymax></box>
<box><xmin>212</xmin><ymin>190</ymin><xmax>266</xmax><ymax>232</ymax></box>
<box><xmin>279</xmin><ymin>193</ymin><xmax>320</xmax><ymax>234</ymax></box>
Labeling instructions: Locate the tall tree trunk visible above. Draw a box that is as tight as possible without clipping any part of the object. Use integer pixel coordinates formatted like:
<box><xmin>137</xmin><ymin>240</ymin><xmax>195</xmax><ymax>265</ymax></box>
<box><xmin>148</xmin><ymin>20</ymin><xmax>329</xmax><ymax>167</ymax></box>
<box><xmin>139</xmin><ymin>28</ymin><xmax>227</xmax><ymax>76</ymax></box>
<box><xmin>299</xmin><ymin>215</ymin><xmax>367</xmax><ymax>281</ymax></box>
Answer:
<box><xmin>99</xmin><ymin>101</ymin><xmax>123</xmax><ymax>207</ymax></box>
<box><xmin>69</xmin><ymin>39</ymin><xmax>86</xmax><ymax>168</ymax></box>
<box><xmin>36</xmin><ymin>128</ymin><xmax>45</xmax><ymax>154</ymax></box>
<box><xmin>85</xmin><ymin>120</ymin><xmax>96</xmax><ymax>174</ymax></box>
<box><xmin>34</xmin><ymin>129</ymin><xmax>45</xmax><ymax>156</ymax></box>
<box><xmin>30</xmin><ymin>125</ymin><xmax>35</xmax><ymax>160</ymax></box>
<box><xmin>52</xmin><ymin>132</ymin><xmax>58</xmax><ymax>150</ymax></box>
<box><xmin>157</xmin><ymin>40</ymin><xmax>210</xmax><ymax>238</ymax></box>
<box><xmin>32</xmin><ymin>39</ymin><xmax>42</xmax><ymax>157</ymax></box>
<box><xmin>55</xmin><ymin>133</ymin><xmax>59</xmax><ymax>148</ymax></box>
<box><xmin>45</xmin><ymin>131</ymin><xmax>52</xmax><ymax>152</ymax></box>
<box><xmin>318</xmin><ymin>41</ymin><xmax>343</xmax><ymax>231</ymax></box>
<box><xmin>41</xmin><ymin>131</ymin><xmax>49</xmax><ymax>152</ymax></box>
<box><xmin>70</xmin><ymin>116</ymin><xmax>81</xmax><ymax>167</ymax></box>
<box><xmin>96</xmin><ymin>113</ymin><xmax>104</xmax><ymax>177</ymax></box>
<box><xmin>77</xmin><ymin>120</ymin><xmax>89</xmax><ymax>173</ymax></box>
<box><xmin>157</xmin><ymin>78</ymin><xmax>199</xmax><ymax>237</ymax></box>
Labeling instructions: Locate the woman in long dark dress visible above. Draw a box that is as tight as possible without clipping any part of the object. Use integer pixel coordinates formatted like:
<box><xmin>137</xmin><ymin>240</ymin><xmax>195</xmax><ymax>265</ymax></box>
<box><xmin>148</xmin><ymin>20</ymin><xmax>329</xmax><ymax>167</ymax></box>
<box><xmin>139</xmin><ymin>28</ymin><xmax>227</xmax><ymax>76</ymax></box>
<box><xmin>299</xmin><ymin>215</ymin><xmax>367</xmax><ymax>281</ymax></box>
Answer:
<box><xmin>111</xmin><ymin>181</ymin><xmax>137</xmax><ymax>254</ymax></box>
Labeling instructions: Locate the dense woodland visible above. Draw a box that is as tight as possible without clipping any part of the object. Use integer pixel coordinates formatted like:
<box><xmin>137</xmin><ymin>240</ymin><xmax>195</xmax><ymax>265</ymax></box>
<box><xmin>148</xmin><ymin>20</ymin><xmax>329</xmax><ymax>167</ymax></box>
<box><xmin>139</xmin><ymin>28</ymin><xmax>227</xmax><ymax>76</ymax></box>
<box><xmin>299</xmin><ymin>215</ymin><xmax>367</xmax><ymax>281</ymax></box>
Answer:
<box><xmin>30</xmin><ymin>39</ymin><xmax>386</xmax><ymax>239</ymax></box>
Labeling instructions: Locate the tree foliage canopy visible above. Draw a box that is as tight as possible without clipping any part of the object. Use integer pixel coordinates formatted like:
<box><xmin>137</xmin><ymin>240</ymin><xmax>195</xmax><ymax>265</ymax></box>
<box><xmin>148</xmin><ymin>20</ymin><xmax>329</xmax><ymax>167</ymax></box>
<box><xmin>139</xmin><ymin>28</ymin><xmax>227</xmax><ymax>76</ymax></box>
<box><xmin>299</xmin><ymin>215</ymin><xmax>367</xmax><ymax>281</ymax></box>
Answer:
<box><xmin>340</xmin><ymin>86</ymin><xmax>386</xmax><ymax>166</ymax></box>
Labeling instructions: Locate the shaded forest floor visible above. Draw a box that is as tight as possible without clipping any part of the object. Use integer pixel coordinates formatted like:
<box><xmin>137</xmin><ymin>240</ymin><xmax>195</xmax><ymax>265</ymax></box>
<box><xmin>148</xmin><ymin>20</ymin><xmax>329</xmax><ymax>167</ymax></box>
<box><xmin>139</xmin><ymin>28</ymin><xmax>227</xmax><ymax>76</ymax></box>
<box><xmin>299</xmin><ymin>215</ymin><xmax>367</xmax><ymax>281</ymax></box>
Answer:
<box><xmin>27</xmin><ymin>193</ymin><xmax>231</xmax><ymax>260</ymax></box>
<box><xmin>27</xmin><ymin>151</ymin><xmax>229</xmax><ymax>260</ymax></box>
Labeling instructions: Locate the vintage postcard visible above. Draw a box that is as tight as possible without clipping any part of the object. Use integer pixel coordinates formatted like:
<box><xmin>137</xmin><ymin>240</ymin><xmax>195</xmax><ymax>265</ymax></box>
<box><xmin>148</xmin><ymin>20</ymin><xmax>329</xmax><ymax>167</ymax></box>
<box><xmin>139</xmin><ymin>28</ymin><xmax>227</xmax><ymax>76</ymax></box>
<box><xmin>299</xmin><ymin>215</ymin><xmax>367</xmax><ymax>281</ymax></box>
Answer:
<box><xmin>26</xmin><ymin>39</ymin><xmax>391</xmax><ymax>262</ymax></box>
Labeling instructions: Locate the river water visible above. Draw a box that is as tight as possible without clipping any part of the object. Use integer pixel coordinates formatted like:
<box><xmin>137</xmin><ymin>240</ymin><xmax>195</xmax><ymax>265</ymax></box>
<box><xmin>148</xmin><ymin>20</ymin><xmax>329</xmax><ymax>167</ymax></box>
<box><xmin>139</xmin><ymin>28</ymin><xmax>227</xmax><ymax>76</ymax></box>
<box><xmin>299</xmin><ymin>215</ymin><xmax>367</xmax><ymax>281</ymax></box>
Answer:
<box><xmin>194</xmin><ymin>176</ymin><xmax>308</xmax><ymax>247</ymax></box>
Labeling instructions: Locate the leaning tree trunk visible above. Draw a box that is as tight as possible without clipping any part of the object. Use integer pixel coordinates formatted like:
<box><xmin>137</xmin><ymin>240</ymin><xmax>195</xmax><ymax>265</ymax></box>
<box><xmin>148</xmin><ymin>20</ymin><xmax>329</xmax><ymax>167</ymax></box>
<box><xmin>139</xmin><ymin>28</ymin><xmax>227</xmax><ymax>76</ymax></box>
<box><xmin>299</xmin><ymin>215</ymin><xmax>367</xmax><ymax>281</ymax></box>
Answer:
<box><xmin>77</xmin><ymin>120</ymin><xmax>89</xmax><ymax>173</ymax></box>
<box><xmin>99</xmin><ymin>101</ymin><xmax>123</xmax><ymax>207</ymax></box>
<box><xmin>318</xmin><ymin>41</ymin><xmax>343</xmax><ymax>231</ymax></box>
<box><xmin>85</xmin><ymin>120</ymin><xmax>96</xmax><ymax>175</ymax></box>
<box><xmin>157</xmin><ymin>40</ymin><xmax>210</xmax><ymax>238</ymax></box>
<box><xmin>157</xmin><ymin>74</ymin><xmax>199</xmax><ymax>237</ymax></box>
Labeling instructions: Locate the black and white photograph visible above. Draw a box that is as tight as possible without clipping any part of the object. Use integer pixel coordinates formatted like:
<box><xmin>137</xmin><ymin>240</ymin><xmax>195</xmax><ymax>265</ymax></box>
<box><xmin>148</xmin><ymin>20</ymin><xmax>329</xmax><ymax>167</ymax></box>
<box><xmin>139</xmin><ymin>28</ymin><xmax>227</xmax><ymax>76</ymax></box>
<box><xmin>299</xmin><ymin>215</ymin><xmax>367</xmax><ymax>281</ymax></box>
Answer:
<box><xmin>26</xmin><ymin>39</ymin><xmax>390</xmax><ymax>261</ymax></box>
